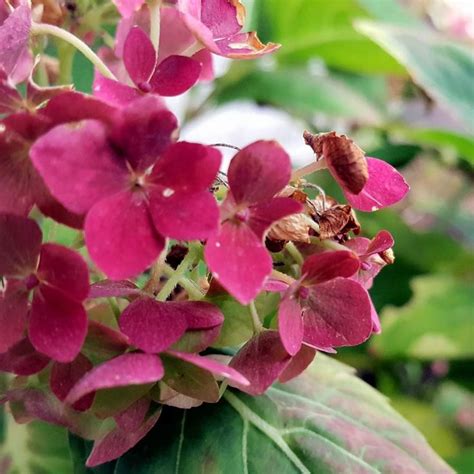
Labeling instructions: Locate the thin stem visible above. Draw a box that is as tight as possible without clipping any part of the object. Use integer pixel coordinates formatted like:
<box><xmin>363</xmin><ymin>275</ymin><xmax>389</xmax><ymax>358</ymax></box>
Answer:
<box><xmin>164</xmin><ymin>264</ymin><xmax>205</xmax><ymax>300</ymax></box>
<box><xmin>309</xmin><ymin>236</ymin><xmax>347</xmax><ymax>251</ymax></box>
<box><xmin>148</xmin><ymin>0</ymin><xmax>162</xmax><ymax>52</ymax></box>
<box><xmin>180</xmin><ymin>41</ymin><xmax>204</xmax><ymax>57</ymax></box>
<box><xmin>57</xmin><ymin>41</ymin><xmax>75</xmax><ymax>84</ymax></box>
<box><xmin>302</xmin><ymin>215</ymin><xmax>320</xmax><ymax>233</ymax></box>
<box><xmin>291</xmin><ymin>160</ymin><xmax>327</xmax><ymax>182</ymax></box>
<box><xmin>270</xmin><ymin>269</ymin><xmax>295</xmax><ymax>286</ymax></box>
<box><xmin>143</xmin><ymin>246</ymin><xmax>167</xmax><ymax>295</ymax></box>
<box><xmin>108</xmin><ymin>298</ymin><xmax>121</xmax><ymax>321</ymax></box>
<box><xmin>30</xmin><ymin>23</ymin><xmax>116</xmax><ymax>80</ymax></box>
<box><xmin>248</xmin><ymin>301</ymin><xmax>263</xmax><ymax>333</ymax></box>
<box><xmin>285</xmin><ymin>242</ymin><xmax>304</xmax><ymax>266</ymax></box>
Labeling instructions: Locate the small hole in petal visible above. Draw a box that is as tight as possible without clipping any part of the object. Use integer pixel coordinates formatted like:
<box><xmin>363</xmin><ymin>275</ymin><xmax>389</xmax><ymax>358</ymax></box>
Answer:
<box><xmin>215</xmin><ymin>242</ymin><xmax>221</xmax><ymax>248</ymax></box>
<box><xmin>162</xmin><ymin>188</ymin><xmax>175</xmax><ymax>198</ymax></box>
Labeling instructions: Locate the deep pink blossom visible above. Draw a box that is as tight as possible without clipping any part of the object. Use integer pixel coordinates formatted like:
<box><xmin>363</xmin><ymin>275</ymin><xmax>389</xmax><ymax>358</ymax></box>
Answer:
<box><xmin>94</xmin><ymin>26</ymin><xmax>201</xmax><ymax>107</ymax></box>
<box><xmin>0</xmin><ymin>214</ymin><xmax>89</xmax><ymax>362</ymax></box>
<box><xmin>277</xmin><ymin>251</ymin><xmax>373</xmax><ymax>356</ymax></box>
<box><xmin>205</xmin><ymin>141</ymin><xmax>302</xmax><ymax>304</ymax></box>
<box><xmin>30</xmin><ymin>95</ymin><xmax>221</xmax><ymax>279</ymax></box>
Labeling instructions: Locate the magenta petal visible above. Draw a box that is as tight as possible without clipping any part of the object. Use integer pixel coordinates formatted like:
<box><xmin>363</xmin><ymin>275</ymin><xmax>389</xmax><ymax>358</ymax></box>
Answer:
<box><xmin>35</xmin><ymin>191</ymin><xmax>85</xmax><ymax>229</ymax></box>
<box><xmin>30</xmin><ymin>120</ymin><xmax>129</xmax><ymax>215</ymax></box>
<box><xmin>89</xmin><ymin>280</ymin><xmax>142</xmax><ymax>299</ymax></box>
<box><xmin>167</xmin><ymin>351</ymin><xmax>249</xmax><ymax>386</ymax></box>
<box><xmin>303</xmin><ymin>278</ymin><xmax>372</xmax><ymax>350</ymax></box>
<box><xmin>278</xmin><ymin>345</ymin><xmax>316</xmax><ymax>383</ymax></box>
<box><xmin>0</xmin><ymin>282</ymin><xmax>28</xmax><ymax>353</ymax></box>
<box><xmin>93</xmin><ymin>74</ymin><xmax>142</xmax><ymax>107</ymax></box>
<box><xmin>302</xmin><ymin>250</ymin><xmax>360</xmax><ymax>285</ymax></box>
<box><xmin>201</xmin><ymin>0</ymin><xmax>242</xmax><ymax>37</ymax></box>
<box><xmin>86</xmin><ymin>406</ymin><xmax>160</xmax><ymax>467</ymax></box>
<box><xmin>192</xmin><ymin>49</ymin><xmax>214</xmax><ymax>81</ymax></box>
<box><xmin>0</xmin><ymin>69</ymin><xmax>22</xmax><ymax>113</ymax></box>
<box><xmin>0</xmin><ymin>214</ymin><xmax>41</xmax><ymax>277</ymax></box>
<box><xmin>248</xmin><ymin>197</ymin><xmax>303</xmax><ymax>239</ymax></box>
<box><xmin>150</xmin><ymin>190</ymin><xmax>219</xmax><ymax>241</ymax></box>
<box><xmin>123</xmin><ymin>27</ymin><xmax>156</xmax><ymax>85</ymax></box>
<box><xmin>229</xmin><ymin>331</ymin><xmax>291</xmax><ymax>395</ymax></box>
<box><xmin>84</xmin><ymin>192</ymin><xmax>165</xmax><ymax>280</ymax></box>
<box><xmin>50</xmin><ymin>354</ymin><xmax>94</xmax><ymax>411</ymax></box>
<box><xmin>0</xmin><ymin>5</ymin><xmax>31</xmax><ymax>79</ymax></box>
<box><xmin>364</xmin><ymin>230</ymin><xmax>394</xmax><ymax>256</ymax></box>
<box><xmin>278</xmin><ymin>282</ymin><xmax>304</xmax><ymax>356</ymax></box>
<box><xmin>119</xmin><ymin>298</ymin><xmax>187</xmax><ymax>353</ymax></box>
<box><xmin>228</xmin><ymin>141</ymin><xmax>291</xmax><ymax>206</ymax></box>
<box><xmin>110</xmin><ymin>96</ymin><xmax>177</xmax><ymax>171</ymax></box>
<box><xmin>0</xmin><ymin>337</ymin><xmax>49</xmax><ymax>375</ymax></box>
<box><xmin>150</xmin><ymin>55</ymin><xmax>201</xmax><ymax>96</ymax></box>
<box><xmin>115</xmin><ymin>397</ymin><xmax>150</xmax><ymax>431</ymax></box>
<box><xmin>370</xmin><ymin>298</ymin><xmax>382</xmax><ymax>334</ymax></box>
<box><xmin>29</xmin><ymin>285</ymin><xmax>87</xmax><ymax>363</ymax></box>
<box><xmin>175</xmin><ymin>301</ymin><xmax>224</xmax><ymax>329</ymax></box>
<box><xmin>205</xmin><ymin>221</ymin><xmax>272</xmax><ymax>304</ymax></box>
<box><xmin>38</xmin><ymin>244</ymin><xmax>89</xmax><ymax>301</ymax></box>
<box><xmin>66</xmin><ymin>353</ymin><xmax>164</xmax><ymax>405</ymax></box>
<box><xmin>344</xmin><ymin>157</ymin><xmax>409</xmax><ymax>212</ymax></box>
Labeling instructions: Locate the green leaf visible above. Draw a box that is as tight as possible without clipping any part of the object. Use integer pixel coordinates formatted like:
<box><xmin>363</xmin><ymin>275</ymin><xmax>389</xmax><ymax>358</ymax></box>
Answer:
<box><xmin>446</xmin><ymin>448</ymin><xmax>474</xmax><ymax>474</ymax></box>
<box><xmin>112</xmin><ymin>355</ymin><xmax>452</xmax><ymax>473</ymax></box>
<box><xmin>254</xmin><ymin>0</ymin><xmax>405</xmax><ymax>74</ymax></box>
<box><xmin>372</xmin><ymin>275</ymin><xmax>474</xmax><ymax>360</ymax></box>
<box><xmin>356</xmin><ymin>21</ymin><xmax>474</xmax><ymax>130</ymax></box>
<box><xmin>68</xmin><ymin>434</ymin><xmax>116</xmax><ymax>474</ymax></box>
<box><xmin>216</xmin><ymin>68</ymin><xmax>385</xmax><ymax>123</ymax></box>
<box><xmin>0</xmin><ymin>416</ymin><xmax>74</xmax><ymax>474</ymax></box>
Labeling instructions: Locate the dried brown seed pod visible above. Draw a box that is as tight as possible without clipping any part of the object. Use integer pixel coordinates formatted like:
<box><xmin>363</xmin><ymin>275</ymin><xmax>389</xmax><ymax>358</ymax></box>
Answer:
<box><xmin>303</xmin><ymin>130</ymin><xmax>368</xmax><ymax>194</ymax></box>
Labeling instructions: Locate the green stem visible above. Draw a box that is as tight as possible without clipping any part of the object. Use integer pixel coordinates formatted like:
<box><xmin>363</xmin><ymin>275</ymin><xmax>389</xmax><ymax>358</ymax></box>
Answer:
<box><xmin>143</xmin><ymin>247</ymin><xmax>167</xmax><ymax>295</ymax></box>
<box><xmin>35</xmin><ymin>58</ymin><xmax>49</xmax><ymax>87</ymax></box>
<box><xmin>309</xmin><ymin>236</ymin><xmax>347</xmax><ymax>251</ymax></box>
<box><xmin>248</xmin><ymin>301</ymin><xmax>263</xmax><ymax>333</ymax></box>
<box><xmin>148</xmin><ymin>0</ymin><xmax>162</xmax><ymax>52</ymax></box>
<box><xmin>57</xmin><ymin>41</ymin><xmax>75</xmax><ymax>84</ymax></box>
<box><xmin>285</xmin><ymin>241</ymin><xmax>304</xmax><ymax>266</ymax></box>
<box><xmin>270</xmin><ymin>269</ymin><xmax>296</xmax><ymax>286</ymax></box>
<box><xmin>30</xmin><ymin>23</ymin><xmax>116</xmax><ymax>80</ymax></box>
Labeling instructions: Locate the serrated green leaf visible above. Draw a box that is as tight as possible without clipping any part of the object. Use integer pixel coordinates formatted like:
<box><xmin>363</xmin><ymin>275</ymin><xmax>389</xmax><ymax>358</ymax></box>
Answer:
<box><xmin>372</xmin><ymin>275</ymin><xmax>474</xmax><ymax>360</ymax></box>
<box><xmin>111</xmin><ymin>355</ymin><xmax>452</xmax><ymax>473</ymax></box>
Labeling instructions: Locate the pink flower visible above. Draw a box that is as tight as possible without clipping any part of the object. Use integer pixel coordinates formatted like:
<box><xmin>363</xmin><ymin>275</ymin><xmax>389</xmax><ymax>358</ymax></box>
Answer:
<box><xmin>30</xmin><ymin>95</ymin><xmax>221</xmax><ymax>279</ymax></box>
<box><xmin>94</xmin><ymin>26</ymin><xmax>202</xmax><ymax>107</ymax></box>
<box><xmin>0</xmin><ymin>214</ymin><xmax>89</xmax><ymax>362</ymax></box>
<box><xmin>277</xmin><ymin>251</ymin><xmax>373</xmax><ymax>356</ymax></box>
<box><xmin>205</xmin><ymin>141</ymin><xmax>303</xmax><ymax>304</ymax></box>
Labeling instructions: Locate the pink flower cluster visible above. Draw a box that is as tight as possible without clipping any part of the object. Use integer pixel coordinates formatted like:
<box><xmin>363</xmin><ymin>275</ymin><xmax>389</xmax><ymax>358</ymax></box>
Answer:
<box><xmin>0</xmin><ymin>0</ymin><xmax>409</xmax><ymax>467</ymax></box>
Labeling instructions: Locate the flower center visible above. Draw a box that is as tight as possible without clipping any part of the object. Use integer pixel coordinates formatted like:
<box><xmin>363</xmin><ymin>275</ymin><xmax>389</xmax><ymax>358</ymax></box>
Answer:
<box><xmin>235</xmin><ymin>209</ymin><xmax>249</xmax><ymax>223</ymax></box>
<box><xmin>299</xmin><ymin>286</ymin><xmax>310</xmax><ymax>299</ymax></box>
<box><xmin>24</xmin><ymin>273</ymin><xmax>40</xmax><ymax>290</ymax></box>
<box><xmin>137</xmin><ymin>81</ymin><xmax>152</xmax><ymax>93</ymax></box>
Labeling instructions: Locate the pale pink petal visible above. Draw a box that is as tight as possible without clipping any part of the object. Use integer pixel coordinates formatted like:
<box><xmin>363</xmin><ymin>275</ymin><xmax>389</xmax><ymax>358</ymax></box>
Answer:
<box><xmin>228</xmin><ymin>140</ymin><xmax>291</xmax><ymax>206</ymax></box>
<box><xmin>278</xmin><ymin>345</ymin><xmax>316</xmax><ymax>383</ymax></box>
<box><xmin>29</xmin><ymin>285</ymin><xmax>87</xmax><ymax>363</ymax></box>
<box><xmin>370</xmin><ymin>297</ymin><xmax>381</xmax><ymax>334</ymax></box>
<box><xmin>30</xmin><ymin>120</ymin><xmax>129</xmax><ymax>215</ymax></box>
<box><xmin>229</xmin><ymin>331</ymin><xmax>291</xmax><ymax>395</ymax></box>
<box><xmin>0</xmin><ymin>281</ymin><xmax>28</xmax><ymax>353</ymax></box>
<box><xmin>66</xmin><ymin>353</ymin><xmax>164</xmax><ymax>405</ymax></box>
<box><xmin>0</xmin><ymin>337</ymin><xmax>49</xmax><ymax>375</ymax></box>
<box><xmin>50</xmin><ymin>354</ymin><xmax>94</xmax><ymax>411</ymax></box>
<box><xmin>157</xmin><ymin>8</ymin><xmax>194</xmax><ymax>62</ymax></box>
<box><xmin>0</xmin><ymin>214</ymin><xmax>41</xmax><ymax>277</ymax></box>
<box><xmin>344</xmin><ymin>158</ymin><xmax>409</xmax><ymax>212</ymax></box>
<box><xmin>119</xmin><ymin>298</ymin><xmax>187</xmax><ymax>353</ymax></box>
<box><xmin>215</xmin><ymin>32</ymin><xmax>280</xmax><ymax>59</ymax></box>
<box><xmin>205</xmin><ymin>221</ymin><xmax>272</xmax><ymax>304</ymax></box>
<box><xmin>278</xmin><ymin>282</ymin><xmax>304</xmax><ymax>356</ymax></box>
<box><xmin>301</xmin><ymin>250</ymin><xmax>360</xmax><ymax>285</ymax></box>
<box><xmin>93</xmin><ymin>74</ymin><xmax>141</xmax><ymax>107</ymax></box>
<box><xmin>38</xmin><ymin>244</ymin><xmax>89</xmax><ymax>301</ymax></box>
<box><xmin>84</xmin><ymin>191</ymin><xmax>165</xmax><ymax>280</ymax></box>
<box><xmin>149</xmin><ymin>55</ymin><xmax>201</xmax><ymax>96</ymax></box>
<box><xmin>303</xmin><ymin>278</ymin><xmax>372</xmax><ymax>350</ymax></box>
<box><xmin>167</xmin><ymin>351</ymin><xmax>249</xmax><ymax>386</ymax></box>
<box><xmin>112</xmin><ymin>0</ymin><xmax>146</xmax><ymax>18</ymax></box>
<box><xmin>123</xmin><ymin>27</ymin><xmax>156</xmax><ymax>85</ymax></box>
<box><xmin>248</xmin><ymin>197</ymin><xmax>302</xmax><ymax>239</ymax></box>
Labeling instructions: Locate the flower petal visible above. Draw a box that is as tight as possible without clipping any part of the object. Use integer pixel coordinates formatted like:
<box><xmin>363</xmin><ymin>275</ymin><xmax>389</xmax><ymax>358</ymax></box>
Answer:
<box><xmin>30</xmin><ymin>120</ymin><xmax>129</xmax><ymax>215</ymax></box>
<box><xmin>228</xmin><ymin>140</ymin><xmax>291</xmax><ymax>206</ymax></box>
<box><xmin>303</xmin><ymin>278</ymin><xmax>372</xmax><ymax>350</ymax></box>
<box><xmin>119</xmin><ymin>298</ymin><xmax>188</xmax><ymax>353</ymax></box>
<box><xmin>176</xmin><ymin>301</ymin><xmax>224</xmax><ymax>329</ymax></box>
<box><xmin>215</xmin><ymin>32</ymin><xmax>280</xmax><ymax>59</ymax></box>
<box><xmin>364</xmin><ymin>230</ymin><xmax>394</xmax><ymax>257</ymax></box>
<box><xmin>278</xmin><ymin>281</ymin><xmax>304</xmax><ymax>356</ymax></box>
<box><xmin>89</xmin><ymin>280</ymin><xmax>142</xmax><ymax>299</ymax></box>
<box><xmin>115</xmin><ymin>397</ymin><xmax>151</xmax><ymax>431</ymax></box>
<box><xmin>301</xmin><ymin>250</ymin><xmax>360</xmax><ymax>285</ymax></box>
<box><xmin>0</xmin><ymin>69</ymin><xmax>22</xmax><ymax>113</ymax></box>
<box><xmin>84</xmin><ymin>191</ymin><xmax>165</xmax><ymax>280</ymax></box>
<box><xmin>229</xmin><ymin>331</ymin><xmax>291</xmax><ymax>395</ymax></box>
<box><xmin>50</xmin><ymin>354</ymin><xmax>94</xmax><ymax>411</ymax></box>
<box><xmin>66</xmin><ymin>353</ymin><xmax>164</xmax><ymax>405</ymax></box>
<box><xmin>112</xmin><ymin>0</ymin><xmax>145</xmax><ymax>18</ymax></box>
<box><xmin>38</xmin><ymin>243</ymin><xmax>89</xmax><ymax>301</ymax></box>
<box><xmin>201</xmin><ymin>0</ymin><xmax>243</xmax><ymax>38</ymax></box>
<box><xmin>0</xmin><ymin>337</ymin><xmax>49</xmax><ymax>375</ymax></box>
<box><xmin>344</xmin><ymin>157</ymin><xmax>409</xmax><ymax>212</ymax></box>
<box><xmin>248</xmin><ymin>197</ymin><xmax>303</xmax><ymax>239</ymax></box>
<box><xmin>29</xmin><ymin>285</ymin><xmax>87</xmax><ymax>363</ymax></box>
<box><xmin>167</xmin><ymin>351</ymin><xmax>249</xmax><ymax>386</ymax></box>
<box><xmin>0</xmin><ymin>214</ymin><xmax>41</xmax><ymax>277</ymax></box>
<box><xmin>149</xmin><ymin>55</ymin><xmax>201</xmax><ymax>96</ymax></box>
<box><xmin>123</xmin><ymin>27</ymin><xmax>156</xmax><ymax>85</ymax></box>
<box><xmin>93</xmin><ymin>74</ymin><xmax>142</xmax><ymax>107</ymax></box>
<box><xmin>205</xmin><ymin>221</ymin><xmax>272</xmax><ymax>304</ymax></box>
<box><xmin>278</xmin><ymin>345</ymin><xmax>317</xmax><ymax>383</ymax></box>
<box><xmin>0</xmin><ymin>281</ymin><xmax>28</xmax><ymax>353</ymax></box>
